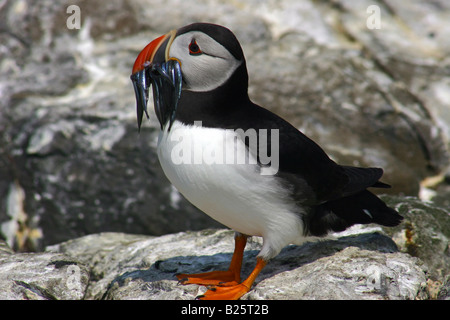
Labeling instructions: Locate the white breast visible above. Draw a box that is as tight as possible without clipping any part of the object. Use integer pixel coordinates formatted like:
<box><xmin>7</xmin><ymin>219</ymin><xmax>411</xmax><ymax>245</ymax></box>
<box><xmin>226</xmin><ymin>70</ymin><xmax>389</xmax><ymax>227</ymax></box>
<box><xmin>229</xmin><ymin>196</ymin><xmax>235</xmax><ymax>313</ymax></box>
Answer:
<box><xmin>156</xmin><ymin>120</ymin><xmax>306</xmax><ymax>259</ymax></box>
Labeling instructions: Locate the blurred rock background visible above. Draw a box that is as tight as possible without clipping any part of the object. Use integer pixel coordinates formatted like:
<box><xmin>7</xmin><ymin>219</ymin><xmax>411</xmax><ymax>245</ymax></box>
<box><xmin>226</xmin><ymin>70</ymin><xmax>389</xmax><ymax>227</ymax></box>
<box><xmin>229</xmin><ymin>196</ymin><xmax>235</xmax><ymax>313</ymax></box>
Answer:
<box><xmin>0</xmin><ymin>0</ymin><xmax>449</xmax><ymax>252</ymax></box>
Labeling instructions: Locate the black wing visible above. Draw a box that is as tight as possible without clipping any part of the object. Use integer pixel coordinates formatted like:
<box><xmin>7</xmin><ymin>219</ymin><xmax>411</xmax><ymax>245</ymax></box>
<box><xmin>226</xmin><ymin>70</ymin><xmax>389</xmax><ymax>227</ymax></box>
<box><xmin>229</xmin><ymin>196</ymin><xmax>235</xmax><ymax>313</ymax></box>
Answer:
<box><xmin>234</xmin><ymin>103</ymin><xmax>389</xmax><ymax>204</ymax></box>
<box><xmin>237</xmin><ymin>104</ymin><xmax>403</xmax><ymax>234</ymax></box>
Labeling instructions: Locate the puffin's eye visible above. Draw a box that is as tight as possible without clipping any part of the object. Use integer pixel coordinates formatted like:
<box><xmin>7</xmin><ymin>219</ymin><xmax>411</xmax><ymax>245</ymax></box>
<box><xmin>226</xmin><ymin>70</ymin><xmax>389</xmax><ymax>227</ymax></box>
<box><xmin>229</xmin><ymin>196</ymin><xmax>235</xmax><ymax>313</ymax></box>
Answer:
<box><xmin>189</xmin><ymin>39</ymin><xmax>202</xmax><ymax>56</ymax></box>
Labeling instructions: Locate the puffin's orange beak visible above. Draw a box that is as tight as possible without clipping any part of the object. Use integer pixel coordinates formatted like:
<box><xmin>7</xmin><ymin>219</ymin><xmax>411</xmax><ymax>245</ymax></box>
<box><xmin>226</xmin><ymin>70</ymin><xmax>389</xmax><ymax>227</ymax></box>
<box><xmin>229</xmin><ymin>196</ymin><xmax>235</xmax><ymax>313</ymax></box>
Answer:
<box><xmin>132</xmin><ymin>34</ymin><xmax>169</xmax><ymax>74</ymax></box>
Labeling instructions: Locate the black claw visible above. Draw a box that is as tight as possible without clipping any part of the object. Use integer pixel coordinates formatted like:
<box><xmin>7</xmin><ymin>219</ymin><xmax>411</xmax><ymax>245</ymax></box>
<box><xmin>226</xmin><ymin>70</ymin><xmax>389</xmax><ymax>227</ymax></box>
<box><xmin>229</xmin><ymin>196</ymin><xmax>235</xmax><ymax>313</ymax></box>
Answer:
<box><xmin>195</xmin><ymin>295</ymin><xmax>205</xmax><ymax>300</ymax></box>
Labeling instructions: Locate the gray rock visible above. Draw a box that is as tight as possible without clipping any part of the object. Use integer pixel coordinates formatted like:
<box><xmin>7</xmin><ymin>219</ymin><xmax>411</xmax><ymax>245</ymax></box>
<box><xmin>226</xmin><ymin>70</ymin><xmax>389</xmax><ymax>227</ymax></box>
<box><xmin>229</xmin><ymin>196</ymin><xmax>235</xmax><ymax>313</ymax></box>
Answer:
<box><xmin>437</xmin><ymin>275</ymin><xmax>450</xmax><ymax>300</ymax></box>
<box><xmin>381</xmin><ymin>196</ymin><xmax>450</xmax><ymax>283</ymax></box>
<box><xmin>2</xmin><ymin>194</ymin><xmax>448</xmax><ymax>300</ymax></box>
<box><xmin>0</xmin><ymin>240</ymin><xmax>89</xmax><ymax>300</ymax></box>
<box><xmin>247</xmin><ymin>247</ymin><xmax>427</xmax><ymax>300</ymax></box>
<box><xmin>48</xmin><ymin>229</ymin><xmax>249</xmax><ymax>299</ymax></box>
<box><xmin>49</xmin><ymin>229</ymin><xmax>427</xmax><ymax>300</ymax></box>
<box><xmin>1</xmin><ymin>0</ymin><xmax>449</xmax><ymax>252</ymax></box>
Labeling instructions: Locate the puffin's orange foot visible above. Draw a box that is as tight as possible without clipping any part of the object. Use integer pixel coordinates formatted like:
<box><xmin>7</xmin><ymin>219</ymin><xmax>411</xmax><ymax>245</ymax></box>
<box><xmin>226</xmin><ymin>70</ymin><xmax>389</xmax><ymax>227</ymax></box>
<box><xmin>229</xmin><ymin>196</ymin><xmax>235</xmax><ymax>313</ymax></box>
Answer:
<box><xmin>196</xmin><ymin>283</ymin><xmax>251</xmax><ymax>300</ymax></box>
<box><xmin>176</xmin><ymin>270</ymin><xmax>239</xmax><ymax>287</ymax></box>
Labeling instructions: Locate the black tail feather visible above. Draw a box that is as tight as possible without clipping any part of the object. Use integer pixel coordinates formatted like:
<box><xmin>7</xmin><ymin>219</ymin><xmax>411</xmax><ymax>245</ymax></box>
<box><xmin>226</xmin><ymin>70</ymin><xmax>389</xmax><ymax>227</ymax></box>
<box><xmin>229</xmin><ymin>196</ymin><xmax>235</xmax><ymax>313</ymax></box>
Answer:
<box><xmin>340</xmin><ymin>166</ymin><xmax>392</xmax><ymax>197</ymax></box>
<box><xmin>306</xmin><ymin>190</ymin><xmax>403</xmax><ymax>237</ymax></box>
<box><xmin>372</xmin><ymin>181</ymin><xmax>391</xmax><ymax>188</ymax></box>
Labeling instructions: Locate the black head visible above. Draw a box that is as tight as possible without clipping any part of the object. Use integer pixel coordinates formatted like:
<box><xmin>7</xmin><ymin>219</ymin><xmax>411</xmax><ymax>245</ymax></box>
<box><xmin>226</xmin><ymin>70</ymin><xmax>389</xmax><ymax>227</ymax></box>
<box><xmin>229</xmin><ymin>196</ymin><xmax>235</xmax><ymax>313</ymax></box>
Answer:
<box><xmin>131</xmin><ymin>23</ymin><xmax>250</xmax><ymax>129</ymax></box>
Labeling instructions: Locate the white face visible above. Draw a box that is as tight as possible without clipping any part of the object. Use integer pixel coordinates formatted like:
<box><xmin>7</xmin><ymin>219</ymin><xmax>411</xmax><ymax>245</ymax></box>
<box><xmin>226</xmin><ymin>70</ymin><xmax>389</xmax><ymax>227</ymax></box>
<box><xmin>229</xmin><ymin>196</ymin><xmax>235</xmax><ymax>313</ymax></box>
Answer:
<box><xmin>168</xmin><ymin>31</ymin><xmax>242</xmax><ymax>92</ymax></box>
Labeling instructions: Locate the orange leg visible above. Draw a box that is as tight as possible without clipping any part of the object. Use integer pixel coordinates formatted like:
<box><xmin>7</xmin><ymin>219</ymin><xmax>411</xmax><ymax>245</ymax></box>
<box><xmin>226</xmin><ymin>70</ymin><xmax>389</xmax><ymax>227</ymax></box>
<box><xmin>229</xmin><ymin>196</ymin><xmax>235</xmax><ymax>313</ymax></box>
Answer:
<box><xmin>176</xmin><ymin>233</ymin><xmax>248</xmax><ymax>287</ymax></box>
<box><xmin>197</xmin><ymin>257</ymin><xmax>267</xmax><ymax>300</ymax></box>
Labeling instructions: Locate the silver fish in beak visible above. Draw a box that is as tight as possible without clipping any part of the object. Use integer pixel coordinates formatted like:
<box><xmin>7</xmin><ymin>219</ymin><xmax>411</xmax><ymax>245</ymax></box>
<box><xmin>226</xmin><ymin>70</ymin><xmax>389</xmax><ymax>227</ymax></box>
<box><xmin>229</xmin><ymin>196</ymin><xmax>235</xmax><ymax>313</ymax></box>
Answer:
<box><xmin>130</xmin><ymin>31</ymin><xmax>182</xmax><ymax>131</ymax></box>
<box><xmin>130</xmin><ymin>60</ymin><xmax>182</xmax><ymax>131</ymax></box>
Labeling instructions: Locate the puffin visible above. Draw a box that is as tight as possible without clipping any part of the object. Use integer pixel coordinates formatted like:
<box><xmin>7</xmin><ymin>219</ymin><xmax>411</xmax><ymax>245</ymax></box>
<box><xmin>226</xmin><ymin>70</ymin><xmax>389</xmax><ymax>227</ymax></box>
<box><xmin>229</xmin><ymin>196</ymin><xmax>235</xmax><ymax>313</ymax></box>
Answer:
<box><xmin>130</xmin><ymin>22</ymin><xmax>403</xmax><ymax>300</ymax></box>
